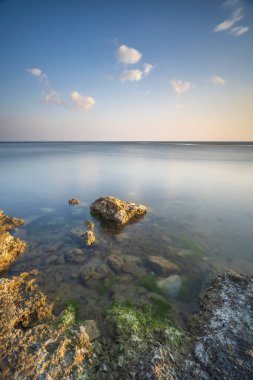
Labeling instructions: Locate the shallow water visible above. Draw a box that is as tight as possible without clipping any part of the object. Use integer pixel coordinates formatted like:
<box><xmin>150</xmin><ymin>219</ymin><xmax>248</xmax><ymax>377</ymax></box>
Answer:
<box><xmin>1</xmin><ymin>142</ymin><xmax>253</xmax><ymax>320</ymax></box>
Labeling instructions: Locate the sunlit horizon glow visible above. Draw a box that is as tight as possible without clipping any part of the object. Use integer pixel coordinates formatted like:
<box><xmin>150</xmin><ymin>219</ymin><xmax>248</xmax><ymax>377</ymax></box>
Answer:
<box><xmin>0</xmin><ymin>0</ymin><xmax>252</xmax><ymax>141</ymax></box>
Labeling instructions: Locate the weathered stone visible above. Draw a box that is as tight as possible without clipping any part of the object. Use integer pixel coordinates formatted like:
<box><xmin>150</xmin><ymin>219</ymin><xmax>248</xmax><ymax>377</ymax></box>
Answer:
<box><xmin>0</xmin><ymin>273</ymin><xmax>92</xmax><ymax>379</ymax></box>
<box><xmin>90</xmin><ymin>196</ymin><xmax>147</xmax><ymax>226</ymax></box>
<box><xmin>0</xmin><ymin>211</ymin><xmax>26</xmax><ymax>273</ymax></box>
<box><xmin>68</xmin><ymin>198</ymin><xmax>80</xmax><ymax>205</ymax></box>
<box><xmin>107</xmin><ymin>255</ymin><xmax>124</xmax><ymax>273</ymax></box>
<box><xmin>85</xmin><ymin>229</ymin><xmax>96</xmax><ymax>246</ymax></box>
<box><xmin>146</xmin><ymin>256</ymin><xmax>180</xmax><ymax>275</ymax></box>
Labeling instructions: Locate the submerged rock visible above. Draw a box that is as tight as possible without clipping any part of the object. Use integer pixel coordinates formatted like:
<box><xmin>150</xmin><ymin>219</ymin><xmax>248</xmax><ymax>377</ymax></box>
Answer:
<box><xmin>147</xmin><ymin>255</ymin><xmax>180</xmax><ymax>275</ymax></box>
<box><xmin>90</xmin><ymin>196</ymin><xmax>147</xmax><ymax>226</ymax></box>
<box><xmin>107</xmin><ymin>254</ymin><xmax>124</xmax><ymax>273</ymax></box>
<box><xmin>0</xmin><ymin>272</ymin><xmax>92</xmax><ymax>379</ymax></box>
<box><xmin>68</xmin><ymin>198</ymin><xmax>80</xmax><ymax>205</ymax></box>
<box><xmin>157</xmin><ymin>275</ymin><xmax>182</xmax><ymax>298</ymax></box>
<box><xmin>0</xmin><ymin>210</ymin><xmax>26</xmax><ymax>273</ymax></box>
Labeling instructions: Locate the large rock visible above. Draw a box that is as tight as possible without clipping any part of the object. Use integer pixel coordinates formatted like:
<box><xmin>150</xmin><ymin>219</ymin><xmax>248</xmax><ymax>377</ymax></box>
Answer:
<box><xmin>0</xmin><ymin>272</ymin><xmax>92</xmax><ymax>379</ymax></box>
<box><xmin>0</xmin><ymin>210</ymin><xmax>26</xmax><ymax>273</ymax></box>
<box><xmin>90</xmin><ymin>196</ymin><xmax>147</xmax><ymax>226</ymax></box>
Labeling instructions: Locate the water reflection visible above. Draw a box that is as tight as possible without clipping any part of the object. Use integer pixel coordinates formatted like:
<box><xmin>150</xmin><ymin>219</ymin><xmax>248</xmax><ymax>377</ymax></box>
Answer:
<box><xmin>1</xmin><ymin>142</ymin><xmax>253</xmax><ymax>320</ymax></box>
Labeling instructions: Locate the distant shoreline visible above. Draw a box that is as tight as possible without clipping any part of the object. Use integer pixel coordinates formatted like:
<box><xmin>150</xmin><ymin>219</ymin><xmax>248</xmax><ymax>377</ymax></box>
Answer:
<box><xmin>0</xmin><ymin>141</ymin><xmax>253</xmax><ymax>146</ymax></box>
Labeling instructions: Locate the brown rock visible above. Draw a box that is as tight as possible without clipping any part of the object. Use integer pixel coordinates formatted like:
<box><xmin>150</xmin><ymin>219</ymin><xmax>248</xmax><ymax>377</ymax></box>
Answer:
<box><xmin>90</xmin><ymin>196</ymin><xmax>147</xmax><ymax>226</ymax></box>
<box><xmin>68</xmin><ymin>198</ymin><xmax>80</xmax><ymax>205</ymax></box>
<box><xmin>0</xmin><ymin>211</ymin><xmax>26</xmax><ymax>273</ymax></box>
<box><xmin>122</xmin><ymin>261</ymin><xmax>146</xmax><ymax>278</ymax></box>
<box><xmin>147</xmin><ymin>255</ymin><xmax>180</xmax><ymax>275</ymax></box>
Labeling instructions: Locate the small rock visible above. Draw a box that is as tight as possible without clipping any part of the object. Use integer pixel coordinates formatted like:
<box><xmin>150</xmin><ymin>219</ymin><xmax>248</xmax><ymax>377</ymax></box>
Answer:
<box><xmin>68</xmin><ymin>198</ymin><xmax>80</xmax><ymax>205</ymax></box>
<box><xmin>122</xmin><ymin>261</ymin><xmax>146</xmax><ymax>278</ymax></box>
<box><xmin>147</xmin><ymin>256</ymin><xmax>180</xmax><ymax>275</ymax></box>
<box><xmin>65</xmin><ymin>248</ymin><xmax>86</xmax><ymax>264</ymax></box>
<box><xmin>85</xmin><ymin>230</ymin><xmax>96</xmax><ymax>246</ymax></box>
<box><xmin>157</xmin><ymin>275</ymin><xmax>182</xmax><ymax>297</ymax></box>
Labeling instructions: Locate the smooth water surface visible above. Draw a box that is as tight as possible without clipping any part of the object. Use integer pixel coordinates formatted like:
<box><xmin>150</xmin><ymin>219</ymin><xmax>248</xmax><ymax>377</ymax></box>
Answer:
<box><xmin>1</xmin><ymin>142</ymin><xmax>253</xmax><ymax>320</ymax></box>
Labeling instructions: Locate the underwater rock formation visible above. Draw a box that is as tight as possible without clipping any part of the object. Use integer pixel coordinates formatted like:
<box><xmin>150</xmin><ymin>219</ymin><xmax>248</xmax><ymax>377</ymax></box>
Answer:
<box><xmin>0</xmin><ymin>272</ymin><xmax>92</xmax><ymax>380</ymax></box>
<box><xmin>90</xmin><ymin>196</ymin><xmax>147</xmax><ymax>226</ymax></box>
<box><xmin>0</xmin><ymin>210</ymin><xmax>26</xmax><ymax>273</ymax></box>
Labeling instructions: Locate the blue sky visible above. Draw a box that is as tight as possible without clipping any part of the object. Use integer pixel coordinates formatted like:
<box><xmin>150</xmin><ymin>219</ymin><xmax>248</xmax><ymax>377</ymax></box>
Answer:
<box><xmin>0</xmin><ymin>0</ymin><xmax>252</xmax><ymax>141</ymax></box>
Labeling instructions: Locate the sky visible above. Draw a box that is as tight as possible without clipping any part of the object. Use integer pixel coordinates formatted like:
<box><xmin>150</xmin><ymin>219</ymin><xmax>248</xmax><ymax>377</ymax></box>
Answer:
<box><xmin>0</xmin><ymin>0</ymin><xmax>252</xmax><ymax>141</ymax></box>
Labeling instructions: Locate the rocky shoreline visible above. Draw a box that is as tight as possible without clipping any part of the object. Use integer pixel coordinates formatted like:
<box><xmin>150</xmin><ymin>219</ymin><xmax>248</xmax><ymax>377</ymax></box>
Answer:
<box><xmin>0</xmin><ymin>204</ymin><xmax>252</xmax><ymax>379</ymax></box>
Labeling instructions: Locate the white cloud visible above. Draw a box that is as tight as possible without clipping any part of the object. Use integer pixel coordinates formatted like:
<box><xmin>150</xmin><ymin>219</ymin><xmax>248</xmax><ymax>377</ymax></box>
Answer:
<box><xmin>70</xmin><ymin>91</ymin><xmax>95</xmax><ymax>110</ymax></box>
<box><xmin>230</xmin><ymin>26</ymin><xmax>249</xmax><ymax>36</ymax></box>
<box><xmin>171</xmin><ymin>80</ymin><xmax>192</xmax><ymax>95</ymax></box>
<box><xmin>120</xmin><ymin>69</ymin><xmax>143</xmax><ymax>82</ymax></box>
<box><xmin>27</xmin><ymin>67</ymin><xmax>43</xmax><ymax>78</ymax></box>
<box><xmin>143</xmin><ymin>63</ymin><xmax>154</xmax><ymax>76</ymax></box>
<box><xmin>43</xmin><ymin>91</ymin><xmax>64</xmax><ymax>106</ymax></box>
<box><xmin>210</xmin><ymin>76</ymin><xmax>226</xmax><ymax>86</ymax></box>
<box><xmin>117</xmin><ymin>45</ymin><xmax>142</xmax><ymax>64</ymax></box>
<box><xmin>214</xmin><ymin>8</ymin><xmax>244</xmax><ymax>32</ymax></box>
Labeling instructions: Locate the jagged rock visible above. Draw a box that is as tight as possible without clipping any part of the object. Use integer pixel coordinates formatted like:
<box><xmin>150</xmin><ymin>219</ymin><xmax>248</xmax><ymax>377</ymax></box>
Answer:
<box><xmin>0</xmin><ymin>210</ymin><xmax>26</xmax><ymax>273</ymax></box>
<box><xmin>68</xmin><ymin>198</ymin><xmax>80</xmax><ymax>205</ymax></box>
<box><xmin>0</xmin><ymin>272</ymin><xmax>92</xmax><ymax>379</ymax></box>
<box><xmin>90</xmin><ymin>196</ymin><xmax>147</xmax><ymax>226</ymax></box>
<box><xmin>84</xmin><ymin>221</ymin><xmax>96</xmax><ymax>246</ymax></box>
<box><xmin>188</xmin><ymin>271</ymin><xmax>253</xmax><ymax>379</ymax></box>
<box><xmin>146</xmin><ymin>256</ymin><xmax>180</xmax><ymax>275</ymax></box>
<box><xmin>107</xmin><ymin>255</ymin><xmax>124</xmax><ymax>273</ymax></box>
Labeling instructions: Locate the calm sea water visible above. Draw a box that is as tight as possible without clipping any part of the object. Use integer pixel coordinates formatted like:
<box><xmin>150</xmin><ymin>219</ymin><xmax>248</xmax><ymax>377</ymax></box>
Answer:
<box><xmin>1</xmin><ymin>142</ymin><xmax>253</xmax><ymax>320</ymax></box>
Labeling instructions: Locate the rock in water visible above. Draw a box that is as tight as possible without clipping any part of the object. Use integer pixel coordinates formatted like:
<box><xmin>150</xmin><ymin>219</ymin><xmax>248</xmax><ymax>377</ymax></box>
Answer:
<box><xmin>68</xmin><ymin>198</ymin><xmax>80</xmax><ymax>205</ymax></box>
<box><xmin>84</xmin><ymin>220</ymin><xmax>95</xmax><ymax>246</ymax></box>
<box><xmin>90</xmin><ymin>196</ymin><xmax>147</xmax><ymax>226</ymax></box>
<box><xmin>147</xmin><ymin>255</ymin><xmax>180</xmax><ymax>275</ymax></box>
<box><xmin>0</xmin><ymin>210</ymin><xmax>26</xmax><ymax>273</ymax></box>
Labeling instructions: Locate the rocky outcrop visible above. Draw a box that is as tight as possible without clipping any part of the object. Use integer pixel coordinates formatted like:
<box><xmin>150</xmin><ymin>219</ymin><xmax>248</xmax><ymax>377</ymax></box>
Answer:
<box><xmin>0</xmin><ymin>272</ymin><xmax>92</xmax><ymax>380</ymax></box>
<box><xmin>90</xmin><ymin>196</ymin><xmax>147</xmax><ymax>226</ymax></box>
<box><xmin>0</xmin><ymin>210</ymin><xmax>26</xmax><ymax>273</ymax></box>
<box><xmin>84</xmin><ymin>220</ymin><xmax>95</xmax><ymax>246</ymax></box>
<box><xmin>187</xmin><ymin>271</ymin><xmax>253</xmax><ymax>379</ymax></box>
<box><xmin>68</xmin><ymin>198</ymin><xmax>80</xmax><ymax>205</ymax></box>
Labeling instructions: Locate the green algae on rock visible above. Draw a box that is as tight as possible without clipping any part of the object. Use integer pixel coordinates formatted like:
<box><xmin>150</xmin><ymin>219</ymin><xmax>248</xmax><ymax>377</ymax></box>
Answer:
<box><xmin>0</xmin><ymin>210</ymin><xmax>26</xmax><ymax>273</ymax></box>
<box><xmin>90</xmin><ymin>196</ymin><xmax>147</xmax><ymax>226</ymax></box>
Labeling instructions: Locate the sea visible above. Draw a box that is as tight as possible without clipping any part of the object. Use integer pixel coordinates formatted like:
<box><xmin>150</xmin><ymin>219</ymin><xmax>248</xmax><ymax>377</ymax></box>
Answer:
<box><xmin>1</xmin><ymin>142</ymin><xmax>253</xmax><ymax>321</ymax></box>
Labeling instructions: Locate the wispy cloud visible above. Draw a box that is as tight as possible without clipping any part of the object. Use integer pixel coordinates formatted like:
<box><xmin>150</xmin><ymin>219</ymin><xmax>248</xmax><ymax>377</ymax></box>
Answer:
<box><xmin>27</xmin><ymin>67</ymin><xmax>43</xmax><ymax>78</ymax></box>
<box><xmin>117</xmin><ymin>45</ymin><xmax>142</xmax><ymax>64</ymax></box>
<box><xmin>214</xmin><ymin>3</ymin><xmax>249</xmax><ymax>36</ymax></box>
<box><xmin>171</xmin><ymin>80</ymin><xmax>192</xmax><ymax>95</ymax></box>
<box><xmin>43</xmin><ymin>91</ymin><xmax>65</xmax><ymax>106</ymax></box>
<box><xmin>27</xmin><ymin>67</ymin><xmax>64</xmax><ymax>106</ymax></box>
<box><xmin>210</xmin><ymin>76</ymin><xmax>226</xmax><ymax>86</ymax></box>
<box><xmin>230</xmin><ymin>26</ymin><xmax>249</xmax><ymax>36</ymax></box>
<box><xmin>120</xmin><ymin>69</ymin><xmax>143</xmax><ymax>82</ymax></box>
<box><xmin>143</xmin><ymin>63</ymin><xmax>154</xmax><ymax>76</ymax></box>
<box><xmin>70</xmin><ymin>91</ymin><xmax>95</xmax><ymax>110</ymax></box>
